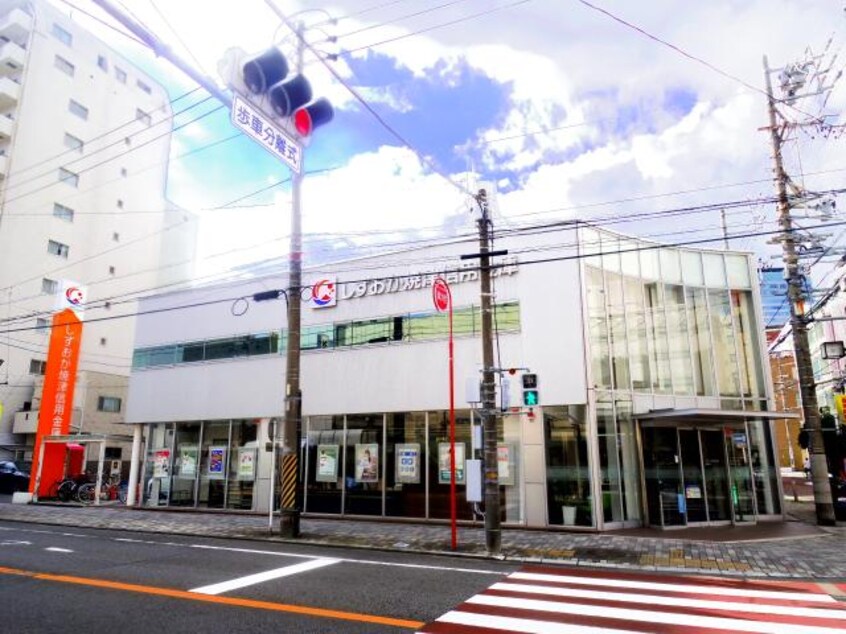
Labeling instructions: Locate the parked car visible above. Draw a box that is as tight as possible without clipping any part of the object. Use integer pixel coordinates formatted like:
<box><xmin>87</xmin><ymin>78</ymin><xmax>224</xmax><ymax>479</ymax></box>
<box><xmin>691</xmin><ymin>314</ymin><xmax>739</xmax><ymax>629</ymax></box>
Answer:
<box><xmin>0</xmin><ymin>461</ymin><xmax>30</xmax><ymax>494</ymax></box>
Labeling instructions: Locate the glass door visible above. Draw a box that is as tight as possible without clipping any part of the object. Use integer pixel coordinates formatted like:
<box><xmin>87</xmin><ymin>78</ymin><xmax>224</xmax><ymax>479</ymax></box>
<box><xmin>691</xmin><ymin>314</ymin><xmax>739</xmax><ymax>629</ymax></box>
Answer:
<box><xmin>724</xmin><ymin>427</ymin><xmax>756</xmax><ymax>523</ymax></box>
<box><xmin>679</xmin><ymin>429</ymin><xmax>707</xmax><ymax>523</ymax></box>
<box><xmin>642</xmin><ymin>427</ymin><xmax>685</xmax><ymax>527</ymax></box>
<box><xmin>700</xmin><ymin>429</ymin><xmax>730</xmax><ymax>522</ymax></box>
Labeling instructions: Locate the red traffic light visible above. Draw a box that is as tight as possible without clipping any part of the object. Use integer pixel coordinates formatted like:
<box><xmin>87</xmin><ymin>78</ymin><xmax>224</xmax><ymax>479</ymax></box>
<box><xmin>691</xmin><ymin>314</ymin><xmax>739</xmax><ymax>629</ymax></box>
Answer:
<box><xmin>293</xmin><ymin>97</ymin><xmax>334</xmax><ymax>137</ymax></box>
<box><xmin>508</xmin><ymin>368</ymin><xmax>517</xmax><ymax>375</ymax></box>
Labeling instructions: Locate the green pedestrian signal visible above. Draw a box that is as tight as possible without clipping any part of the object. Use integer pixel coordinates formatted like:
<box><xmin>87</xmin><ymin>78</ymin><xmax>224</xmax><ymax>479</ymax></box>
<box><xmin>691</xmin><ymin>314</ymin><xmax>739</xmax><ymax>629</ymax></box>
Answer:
<box><xmin>523</xmin><ymin>389</ymin><xmax>539</xmax><ymax>406</ymax></box>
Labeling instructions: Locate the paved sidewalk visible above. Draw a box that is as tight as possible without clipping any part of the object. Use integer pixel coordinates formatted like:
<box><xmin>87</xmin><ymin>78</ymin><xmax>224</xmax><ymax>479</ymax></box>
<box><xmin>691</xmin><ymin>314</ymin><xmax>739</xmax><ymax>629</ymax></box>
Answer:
<box><xmin>0</xmin><ymin>499</ymin><xmax>843</xmax><ymax>579</ymax></box>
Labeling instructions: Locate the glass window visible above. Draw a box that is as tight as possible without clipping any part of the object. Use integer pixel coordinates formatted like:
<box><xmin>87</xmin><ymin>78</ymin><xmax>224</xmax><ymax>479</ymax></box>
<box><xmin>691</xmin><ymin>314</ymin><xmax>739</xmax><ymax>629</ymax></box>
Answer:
<box><xmin>748</xmin><ymin>419</ymin><xmax>781</xmax><ymax>515</ymax></box>
<box><xmin>304</xmin><ymin>415</ymin><xmax>345</xmax><ymax>514</ymax></box>
<box><xmin>726</xmin><ymin>255</ymin><xmax>751</xmax><ymax>289</ymax></box>
<box><xmin>176</xmin><ymin>341</ymin><xmax>204</xmax><ymax>363</ymax></box>
<box><xmin>143</xmin><ymin>423</ymin><xmax>173</xmax><ymax>507</ymax></box>
<box><xmin>63</xmin><ymin>133</ymin><xmax>83</xmax><ymax>153</ymax></box>
<box><xmin>97</xmin><ymin>55</ymin><xmax>108</xmax><ymax>71</ymax></box>
<box><xmin>732</xmin><ymin>290</ymin><xmax>765</xmax><ymax>397</ymax></box>
<box><xmin>35</xmin><ymin>317</ymin><xmax>49</xmax><ymax>334</ymax></box>
<box><xmin>427</xmin><ymin>410</ymin><xmax>475</xmax><ymax>521</ymax></box>
<box><xmin>407</xmin><ymin>312</ymin><xmax>447</xmax><ymax>341</ymax></box>
<box><xmin>198</xmin><ymin>421</ymin><xmax>231</xmax><ymax>509</ymax></box>
<box><xmin>246</xmin><ymin>332</ymin><xmax>278</xmax><ymax>355</ymax></box>
<box><xmin>385</xmin><ymin>412</ymin><xmax>426</xmax><ymax>518</ymax></box>
<box><xmin>47</xmin><ymin>239</ymin><xmax>69</xmax><ymax>258</ymax></box>
<box><xmin>639</xmin><ymin>247</ymin><xmax>659</xmax><ymax>280</ymax></box>
<box><xmin>579</xmin><ymin>227</ymin><xmax>602</xmax><ymax>267</ymax></box>
<box><xmin>681</xmin><ymin>251</ymin><xmax>704</xmax><ymax>286</ymax></box>
<box><xmin>619</xmin><ymin>240</ymin><xmax>640</xmax><ymax>277</ymax></box>
<box><xmin>204</xmin><ymin>337</ymin><xmax>241</xmax><ymax>360</ymax></box>
<box><xmin>137</xmin><ymin>79</ymin><xmax>152</xmax><ymax>94</ymax></box>
<box><xmin>58</xmin><ymin>168</ymin><xmax>78</xmax><ymax>187</ymax></box>
<box><xmin>96</xmin><ymin>396</ymin><xmax>121</xmax><ymax>412</ymax></box>
<box><xmin>659</xmin><ymin>249</ymin><xmax>682</xmax><ymax>284</ymax></box>
<box><xmin>624</xmin><ymin>277</ymin><xmax>651</xmax><ymax>391</ymax></box>
<box><xmin>644</xmin><ymin>283</ymin><xmax>671</xmax><ymax>392</ymax></box>
<box><xmin>351</xmin><ymin>318</ymin><xmax>393</xmax><ymax>345</ymax></box>
<box><xmin>596</xmin><ymin>399</ymin><xmax>640</xmax><ymax>524</ymax></box>
<box><xmin>302</xmin><ymin>325</ymin><xmax>334</xmax><ymax>350</ymax></box>
<box><xmin>228</xmin><ymin>420</ymin><xmax>258</xmax><ymax>510</ymax></box>
<box><xmin>493</xmin><ymin>302</ymin><xmax>520</xmax><ymax>331</ymax></box>
<box><xmin>53</xmin><ymin>203</ymin><xmax>74</xmax><ymax>221</ymax></box>
<box><xmin>146</xmin><ymin>345</ymin><xmax>177</xmax><ymax>367</ymax></box>
<box><xmin>29</xmin><ymin>359</ymin><xmax>46</xmax><ymax>375</ymax></box>
<box><xmin>664</xmin><ymin>284</ymin><xmax>693</xmax><ymax>394</ymax></box>
<box><xmin>115</xmin><ymin>67</ymin><xmax>127</xmax><ymax>83</ymax></box>
<box><xmin>606</xmin><ymin>272</ymin><xmax>630</xmax><ymax>390</ymax></box>
<box><xmin>703</xmin><ymin>252</ymin><xmax>726</xmax><ymax>287</ymax></box>
<box><xmin>586</xmin><ymin>267</ymin><xmax>611</xmax><ymax>388</ymax></box>
<box><xmin>171</xmin><ymin>423</ymin><xmax>201</xmax><ymax>507</ymax></box>
<box><xmin>42</xmin><ymin>278</ymin><xmax>58</xmax><ymax>294</ymax></box>
<box><xmin>686</xmin><ymin>287</ymin><xmax>716</xmax><ymax>396</ymax></box>
<box><xmin>708</xmin><ymin>289</ymin><xmax>742</xmax><ymax>396</ymax></box>
<box><xmin>545</xmin><ymin>405</ymin><xmax>592</xmax><ymax>527</ymax></box>
<box><xmin>54</xmin><ymin>55</ymin><xmax>74</xmax><ymax>76</ymax></box>
<box><xmin>345</xmin><ymin>414</ymin><xmax>384</xmax><ymax>516</ymax></box>
<box><xmin>52</xmin><ymin>23</ymin><xmax>72</xmax><ymax>46</ymax></box>
<box><xmin>68</xmin><ymin>99</ymin><xmax>88</xmax><ymax>120</ymax></box>
<box><xmin>601</xmin><ymin>234</ymin><xmax>620</xmax><ymax>272</ymax></box>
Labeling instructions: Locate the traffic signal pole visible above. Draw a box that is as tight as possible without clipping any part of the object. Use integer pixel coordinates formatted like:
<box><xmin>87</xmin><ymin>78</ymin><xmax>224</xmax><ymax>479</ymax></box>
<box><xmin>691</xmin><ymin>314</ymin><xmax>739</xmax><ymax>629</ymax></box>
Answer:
<box><xmin>476</xmin><ymin>189</ymin><xmax>501</xmax><ymax>555</ymax></box>
<box><xmin>763</xmin><ymin>56</ymin><xmax>835</xmax><ymax>525</ymax></box>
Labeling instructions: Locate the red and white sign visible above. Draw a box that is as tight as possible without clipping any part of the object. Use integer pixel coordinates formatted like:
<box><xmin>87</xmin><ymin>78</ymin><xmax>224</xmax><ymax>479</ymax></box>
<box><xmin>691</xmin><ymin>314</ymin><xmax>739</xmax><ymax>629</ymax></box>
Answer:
<box><xmin>310</xmin><ymin>278</ymin><xmax>336</xmax><ymax>308</ymax></box>
<box><xmin>432</xmin><ymin>277</ymin><xmax>451</xmax><ymax>313</ymax></box>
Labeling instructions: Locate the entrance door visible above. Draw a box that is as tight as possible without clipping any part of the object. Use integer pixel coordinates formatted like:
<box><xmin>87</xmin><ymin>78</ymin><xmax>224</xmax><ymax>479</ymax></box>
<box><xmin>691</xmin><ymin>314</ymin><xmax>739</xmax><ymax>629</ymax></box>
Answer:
<box><xmin>642</xmin><ymin>427</ymin><xmax>685</xmax><ymax>527</ymax></box>
<box><xmin>725</xmin><ymin>428</ymin><xmax>756</xmax><ymax>523</ymax></box>
<box><xmin>700</xmin><ymin>429</ymin><xmax>730</xmax><ymax>522</ymax></box>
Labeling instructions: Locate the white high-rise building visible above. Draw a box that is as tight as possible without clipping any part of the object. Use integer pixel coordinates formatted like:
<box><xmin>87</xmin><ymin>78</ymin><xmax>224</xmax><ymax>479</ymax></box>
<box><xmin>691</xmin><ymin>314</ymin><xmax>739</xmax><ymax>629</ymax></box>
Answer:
<box><xmin>0</xmin><ymin>0</ymin><xmax>198</xmax><ymax>463</ymax></box>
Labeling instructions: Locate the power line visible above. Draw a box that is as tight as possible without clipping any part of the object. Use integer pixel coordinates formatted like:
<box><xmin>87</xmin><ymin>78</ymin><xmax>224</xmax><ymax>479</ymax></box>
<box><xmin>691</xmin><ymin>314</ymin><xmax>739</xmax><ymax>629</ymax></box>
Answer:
<box><xmin>335</xmin><ymin>0</ymin><xmax>474</xmax><ymax>40</ymax></box>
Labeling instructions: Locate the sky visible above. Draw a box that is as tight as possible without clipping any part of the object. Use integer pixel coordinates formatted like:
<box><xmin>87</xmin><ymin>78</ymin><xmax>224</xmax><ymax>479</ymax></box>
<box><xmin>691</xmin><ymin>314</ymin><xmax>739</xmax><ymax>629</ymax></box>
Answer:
<box><xmin>56</xmin><ymin>0</ymin><xmax>846</xmax><ymax>283</ymax></box>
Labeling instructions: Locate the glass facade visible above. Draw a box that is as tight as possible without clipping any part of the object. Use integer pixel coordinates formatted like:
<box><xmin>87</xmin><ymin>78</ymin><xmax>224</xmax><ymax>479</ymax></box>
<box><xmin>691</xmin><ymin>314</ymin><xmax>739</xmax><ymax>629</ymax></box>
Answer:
<box><xmin>582</xmin><ymin>227</ymin><xmax>779</xmax><ymax>527</ymax></box>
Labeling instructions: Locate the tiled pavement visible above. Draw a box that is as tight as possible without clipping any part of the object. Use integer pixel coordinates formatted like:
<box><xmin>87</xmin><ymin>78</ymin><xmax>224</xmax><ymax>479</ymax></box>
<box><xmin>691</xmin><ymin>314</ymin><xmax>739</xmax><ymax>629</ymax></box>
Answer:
<box><xmin>0</xmin><ymin>499</ymin><xmax>844</xmax><ymax>580</ymax></box>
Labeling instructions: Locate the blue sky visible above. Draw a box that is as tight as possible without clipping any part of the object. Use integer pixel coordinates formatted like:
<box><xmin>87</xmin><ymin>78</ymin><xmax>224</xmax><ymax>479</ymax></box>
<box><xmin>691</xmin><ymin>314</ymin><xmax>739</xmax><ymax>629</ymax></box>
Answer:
<box><xmin>61</xmin><ymin>0</ymin><xmax>845</xmax><ymax>277</ymax></box>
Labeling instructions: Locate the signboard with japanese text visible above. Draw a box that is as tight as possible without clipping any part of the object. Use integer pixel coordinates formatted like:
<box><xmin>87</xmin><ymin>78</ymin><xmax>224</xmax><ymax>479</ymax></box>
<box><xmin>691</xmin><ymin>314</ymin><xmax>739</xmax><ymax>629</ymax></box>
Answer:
<box><xmin>238</xmin><ymin>448</ymin><xmax>256</xmax><ymax>481</ymax></box>
<box><xmin>395</xmin><ymin>443</ymin><xmax>420</xmax><ymax>484</ymax></box>
<box><xmin>153</xmin><ymin>449</ymin><xmax>171</xmax><ymax>479</ymax></box>
<box><xmin>497</xmin><ymin>443</ymin><xmax>516</xmax><ymax>486</ymax></box>
<box><xmin>316</xmin><ymin>444</ymin><xmax>339</xmax><ymax>482</ymax></box>
<box><xmin>29</xmin><ymin>308</ymin><xmax>83</xmax><ymax>494</ymax></box>
<box><xmin>231</xmin><ymin>94</ymin><xmax>301</xmax><ymax>173</ymax></box>
<box><xmin>438</xmin><ymin>442</ymin><xmax>465</xmax><ymax>484</ymax></box>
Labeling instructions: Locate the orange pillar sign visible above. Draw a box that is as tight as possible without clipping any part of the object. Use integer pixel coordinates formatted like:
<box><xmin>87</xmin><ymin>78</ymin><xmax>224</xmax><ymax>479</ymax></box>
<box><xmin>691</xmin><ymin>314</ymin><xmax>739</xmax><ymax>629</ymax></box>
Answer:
<box><xmin>29</xmin><ymin>308</ymin><xmax>83</xmax><ymax>494</ymax></box>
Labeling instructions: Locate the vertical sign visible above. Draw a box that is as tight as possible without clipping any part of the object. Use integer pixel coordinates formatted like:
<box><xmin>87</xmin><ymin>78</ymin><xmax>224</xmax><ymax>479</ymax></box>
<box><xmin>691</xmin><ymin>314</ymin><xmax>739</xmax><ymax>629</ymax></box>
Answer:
<box><xmin>29</xmin><ymin>308</ymin><xmax>83</xmax><ymax>494</ymax></box>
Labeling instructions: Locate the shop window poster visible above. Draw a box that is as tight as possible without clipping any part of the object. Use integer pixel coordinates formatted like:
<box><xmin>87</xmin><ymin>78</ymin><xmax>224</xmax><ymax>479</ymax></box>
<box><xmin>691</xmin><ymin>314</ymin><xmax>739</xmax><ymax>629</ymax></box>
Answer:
<box><xmin>395</xmin><ymin>443</ymin><xmax>420</xmax><ymax>484</ymax></box>
<box><xmin>438</xmin><ymin>442</ymin><xmax>465</xmax><ymax>485</ymax></box>
<box><xmin>316</xmin><ymin>444</ymin><xmax>339</xmax><ymax>483</ymax></box>
<box><xmin>208</xmin><ymin>446</ymin><xmax>226</xmax><ymax>477</ymax></box>
<box><xmin>355</xmin><ymin>443</ymin><xmax>379</xmax><ymax>483</ymax></box>
<box><xmin>238</xmin><ymin>448</ymin><xmax>256</xmax><ymax>481</ymax></box>
<box><xmin>153</xmin><ymin>449</ymin><xmax>170</xmax><ymax>479</ymax></box>
<box><xmin>178</xmin><ymin>445</ymin><xmax>198</xmax><ymax>477</ymax></box>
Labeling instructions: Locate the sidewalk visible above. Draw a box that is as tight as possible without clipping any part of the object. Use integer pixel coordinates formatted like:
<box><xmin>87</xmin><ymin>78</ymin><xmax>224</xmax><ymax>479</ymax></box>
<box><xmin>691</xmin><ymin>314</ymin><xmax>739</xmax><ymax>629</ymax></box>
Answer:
<box><xmin>0</xmin><ymin>498</ymin><xmax>843</xmax><ymax>579</ymax></box>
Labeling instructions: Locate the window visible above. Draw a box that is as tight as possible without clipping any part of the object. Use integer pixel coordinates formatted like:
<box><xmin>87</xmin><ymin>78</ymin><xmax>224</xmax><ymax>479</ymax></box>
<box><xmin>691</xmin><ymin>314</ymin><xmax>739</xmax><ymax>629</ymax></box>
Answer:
<box><xmin>120</xmin><ymin>167</ymin><xmax>127</xmax><ymax>177</ymax></box>
<box><xmin>135</xmin><ymin>108</ymin><xmax>151</xmax><ymax>126</ymax></box>
<box><xmin>53</xmin><ymin>202</ymin><xmax>74</xmax><ymax>222</ymax></box>
<box><xmin>54</xmin><ymin>55</ymin><xmax>74</xmax><ymax>76</ymax></box>
<box><xmin>42</xmin><ymin>278</ymin><xmax>58</xmax><ymax>294</ymax></box>
<box><xmin>63</xmin><ymin>133</ymin><xmax>83</xmax><ymax>153</ymax></box>
<box><xmin>35</xmin><ymin>317</ymin><xmax>49</xmax><ymax>334</ymax></box>
<box><xmin>136</xmin><ymin>79</ymin><xmax>151</xmax><ymax>94</ymax></box>
<box><xmin>68</xmin><ymin>99</ymin><xmax>88</xmax><ymax>120</ymax></box>
<box><xmin>97</xmin><ymin>396</ymin><xmax>122</xmax><ymax>413</ymax></box>
<box><xmin>124</xmin><ymin>137</ymin><xmax>131</xmax><ymax>146</ymax></box>
<box><xmin>97</xmin><ymin>55</ymin><xmax>108</xmax><ymax>71</ymax></box>
<box><xmin>100</xmin><ymin>337</ymin><xmax>107</xmax><ymax>346</ymax></box>
<box><xmin>58</xmin><ymin>167</ymin><xmax>79</xmax><ymax>187</ymax></box>
<box><xmin>104</xmin><ymin>301</ymin><xmax>111</xmax><ymax>310</ymax></box>
<box><xmin>116</xmin><ymin>199</ymin><xmax>123</xmax><ymax>209</ymax></box>
<box><xmin>52</xmin><ymin>23</ymin><xmax>72</xmax><ymax>46</ymax></box>
<box><xmin>29</xmin><ymin>359</ymin><xmax>46</xmax><ymax>375</ymax></box>
<box><xmin>115</xmin><ymin>67</ymin><xmax>126</xmax><ymax>83</ymax></box>
<box><xmin>47</xmin><ymin>239</ymin><xmax>70</xmax><ymax>258</ymax></box>
<box><xmin>108</xmin><ymin>266</ymin><xmax>115</xmax><ymax>275</ymax></box>
<box><xmin>112</xmin><ymin>232</ymin><xmax>119</xmax><ymax>242</ymax></box>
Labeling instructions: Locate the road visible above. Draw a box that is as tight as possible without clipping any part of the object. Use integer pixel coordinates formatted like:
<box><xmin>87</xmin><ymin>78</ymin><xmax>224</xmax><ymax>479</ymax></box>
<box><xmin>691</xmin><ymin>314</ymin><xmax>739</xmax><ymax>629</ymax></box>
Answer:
<box><xmin>1</xmin><ymin>519</ymin><xmax>844</xmax><ymax>633</ymax></box>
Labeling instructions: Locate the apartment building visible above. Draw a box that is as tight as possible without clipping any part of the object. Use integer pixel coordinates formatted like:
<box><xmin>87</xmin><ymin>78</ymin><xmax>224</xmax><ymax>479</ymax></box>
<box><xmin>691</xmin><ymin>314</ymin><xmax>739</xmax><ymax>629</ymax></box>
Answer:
<box><xmin>0</xmin><ymin>0</ymin><xmax>197</xmax><ymax>464</ymax></box>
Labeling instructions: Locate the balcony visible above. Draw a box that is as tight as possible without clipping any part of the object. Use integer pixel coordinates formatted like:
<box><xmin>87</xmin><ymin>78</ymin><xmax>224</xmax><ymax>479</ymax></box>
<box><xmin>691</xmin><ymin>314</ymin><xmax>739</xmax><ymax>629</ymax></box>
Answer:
<box><xmin>0</xmin><ymin>75</ymin><xmax>19</xmax><ymax>108</ymax></box>
<box><xmin>12</xmin><ymin>410</ymin><xmax>37</xmax><ymax>434</ymax></box>
<box><xmin>0</xmin><ymin>40</ymin><xmax>25</xmax><ymax>76</ymax></box>
<box><xmin>0</xmin><ymin>8</ymin><xmax>32</xmax><ymax>45</ymax></box>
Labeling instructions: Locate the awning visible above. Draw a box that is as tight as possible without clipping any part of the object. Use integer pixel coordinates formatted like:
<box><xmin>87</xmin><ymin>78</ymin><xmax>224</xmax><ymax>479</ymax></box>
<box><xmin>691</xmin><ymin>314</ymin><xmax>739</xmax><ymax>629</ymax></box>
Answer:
<box><xmin>633</xmin><ymin>408</ymin><xmax>800</xmax><ymax>422</ymax></box>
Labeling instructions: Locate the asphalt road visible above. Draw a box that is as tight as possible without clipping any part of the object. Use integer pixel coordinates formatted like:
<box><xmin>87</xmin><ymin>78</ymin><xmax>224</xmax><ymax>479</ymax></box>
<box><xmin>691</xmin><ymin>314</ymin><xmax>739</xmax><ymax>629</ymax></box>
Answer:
<box><xmin>0</xmin><ymin>520</ymin><xmax>515</xmax><ymax>633</ymax></box>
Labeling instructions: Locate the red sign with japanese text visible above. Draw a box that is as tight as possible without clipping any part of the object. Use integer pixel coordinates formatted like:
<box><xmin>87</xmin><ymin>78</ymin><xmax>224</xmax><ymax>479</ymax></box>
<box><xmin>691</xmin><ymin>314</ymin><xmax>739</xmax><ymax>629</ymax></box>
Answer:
<box><xmin>29</xmin><ymin>308</ymin><xmax>83</xmax><ymax>494</ymax></box>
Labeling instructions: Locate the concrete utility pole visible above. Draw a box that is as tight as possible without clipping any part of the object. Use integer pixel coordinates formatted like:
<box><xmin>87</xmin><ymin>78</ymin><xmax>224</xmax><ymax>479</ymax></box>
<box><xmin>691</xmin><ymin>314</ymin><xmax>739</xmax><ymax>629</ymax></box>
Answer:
<box><xmin>475</xmin><ymin>189</ymin><xmax>501</xmax><ymax>554</ymax></box>
<box><xmin>279</xmin><ymin>23</ymin><xmax>305</xmax><ymax>539</ymax></box>
<box><xmin>764</xmin><ymin>55</ymin><xmax>836</xmax><ymax>525</ymax></box>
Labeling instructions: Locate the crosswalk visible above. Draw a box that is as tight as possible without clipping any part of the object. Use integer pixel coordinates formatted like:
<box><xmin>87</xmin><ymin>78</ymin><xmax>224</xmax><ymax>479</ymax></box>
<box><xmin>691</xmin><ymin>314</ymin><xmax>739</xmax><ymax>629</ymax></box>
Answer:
<box><xmin>419</xmin><ymin>565</ymin><xmax>846</xmax><ymax>633</ymax></box>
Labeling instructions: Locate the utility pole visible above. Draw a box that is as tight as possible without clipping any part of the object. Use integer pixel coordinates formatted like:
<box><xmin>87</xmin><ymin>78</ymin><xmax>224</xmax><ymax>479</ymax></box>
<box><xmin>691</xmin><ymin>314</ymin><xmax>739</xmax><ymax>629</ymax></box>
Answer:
<box><xmin>764</xmin><ymin>55</ymin><xmax>835</xmax><ymax>525</ymax></box>
<box><xmin>279</xmin><ymin>22</ymin><xmax>305</xmax><ymax>539</ymax></box>
<box><xmin>475</xmin><ymin>189</ymin><xmax>501</xmax><ymax>554</ymax></box>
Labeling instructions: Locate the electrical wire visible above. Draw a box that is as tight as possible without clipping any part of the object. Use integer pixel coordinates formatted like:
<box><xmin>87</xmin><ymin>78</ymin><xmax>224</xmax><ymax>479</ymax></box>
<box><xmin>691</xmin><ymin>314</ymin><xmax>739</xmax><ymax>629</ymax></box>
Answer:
<box><xmin>335</xmin><ymin>0</ymin><xmax>474</xmax><ymax>40</ymax></box>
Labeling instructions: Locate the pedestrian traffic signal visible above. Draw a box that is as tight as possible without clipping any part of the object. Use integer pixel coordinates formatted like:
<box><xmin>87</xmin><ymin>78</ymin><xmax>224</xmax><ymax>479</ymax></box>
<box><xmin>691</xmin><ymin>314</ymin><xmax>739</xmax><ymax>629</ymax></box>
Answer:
<box><xmin>521</xmin><ymin>373</ymin><xmax>539</xmax><ymax>406</ymax></box>
<box><xmin>236</xmin><ymin>47</ymin><xmax>334</xmax><ymax>137</ymax></box>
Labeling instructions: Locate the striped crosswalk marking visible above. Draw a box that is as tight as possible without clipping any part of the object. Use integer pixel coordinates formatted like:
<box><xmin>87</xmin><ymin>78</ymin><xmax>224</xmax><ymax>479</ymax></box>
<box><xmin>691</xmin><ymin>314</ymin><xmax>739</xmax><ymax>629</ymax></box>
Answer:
<box><xmin>419</xmin><ymin>565</ymin><xmax>846</xmax><ymax>633</ymax></box>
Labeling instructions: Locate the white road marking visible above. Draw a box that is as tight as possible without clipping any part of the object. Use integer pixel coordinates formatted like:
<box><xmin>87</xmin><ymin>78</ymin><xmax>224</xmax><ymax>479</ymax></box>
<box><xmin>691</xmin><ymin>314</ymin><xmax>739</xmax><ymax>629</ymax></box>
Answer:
<box><xmin>466</xmin><ymin>595</ymin><xmax>845</xmax><ymax>634</ymax></box>
<box><xmin>436</xmin><ymin>611</ymin><xmax>642</xmax><ymax>634</ymax></box>
<box><xmin>45</xmin><ymin>547</ymin><xmax>73</xmax><ymax>553</ymax></box>
<box><xmin>0</xmin><ymin>540</ymin><xmax>31</xmax><ymax>546</ymax></box>
<box><xmin>190</xmin><ymin>558</ymin><xmax>339</xmax><ymax>595</ymax></box>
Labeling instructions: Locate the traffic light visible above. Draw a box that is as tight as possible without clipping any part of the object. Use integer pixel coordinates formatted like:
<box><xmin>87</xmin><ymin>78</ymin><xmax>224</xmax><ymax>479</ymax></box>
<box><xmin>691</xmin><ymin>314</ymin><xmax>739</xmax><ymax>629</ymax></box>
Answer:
<box><xmin>522</xmin><ymin>373</ymin><xmax>539</xmax><ymax>407</ymax></box>
<box><xmin>237</xmin><ymin>47</ymin><xmax>334</xmax><ymax>137</ymax></box>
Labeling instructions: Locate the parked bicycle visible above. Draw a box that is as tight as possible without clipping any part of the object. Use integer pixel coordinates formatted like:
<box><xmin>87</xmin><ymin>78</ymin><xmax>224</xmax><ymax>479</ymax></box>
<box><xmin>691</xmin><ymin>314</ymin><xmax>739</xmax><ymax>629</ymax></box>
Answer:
<box><xmin>48</xmin><ymin>473</ymin><xmax>90</xmax><ymax>503</ymax></box>
<box><xmin>77</xmin><ymin>475</ymin><xmax>127</xmax><ymax>505</ymax></box>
